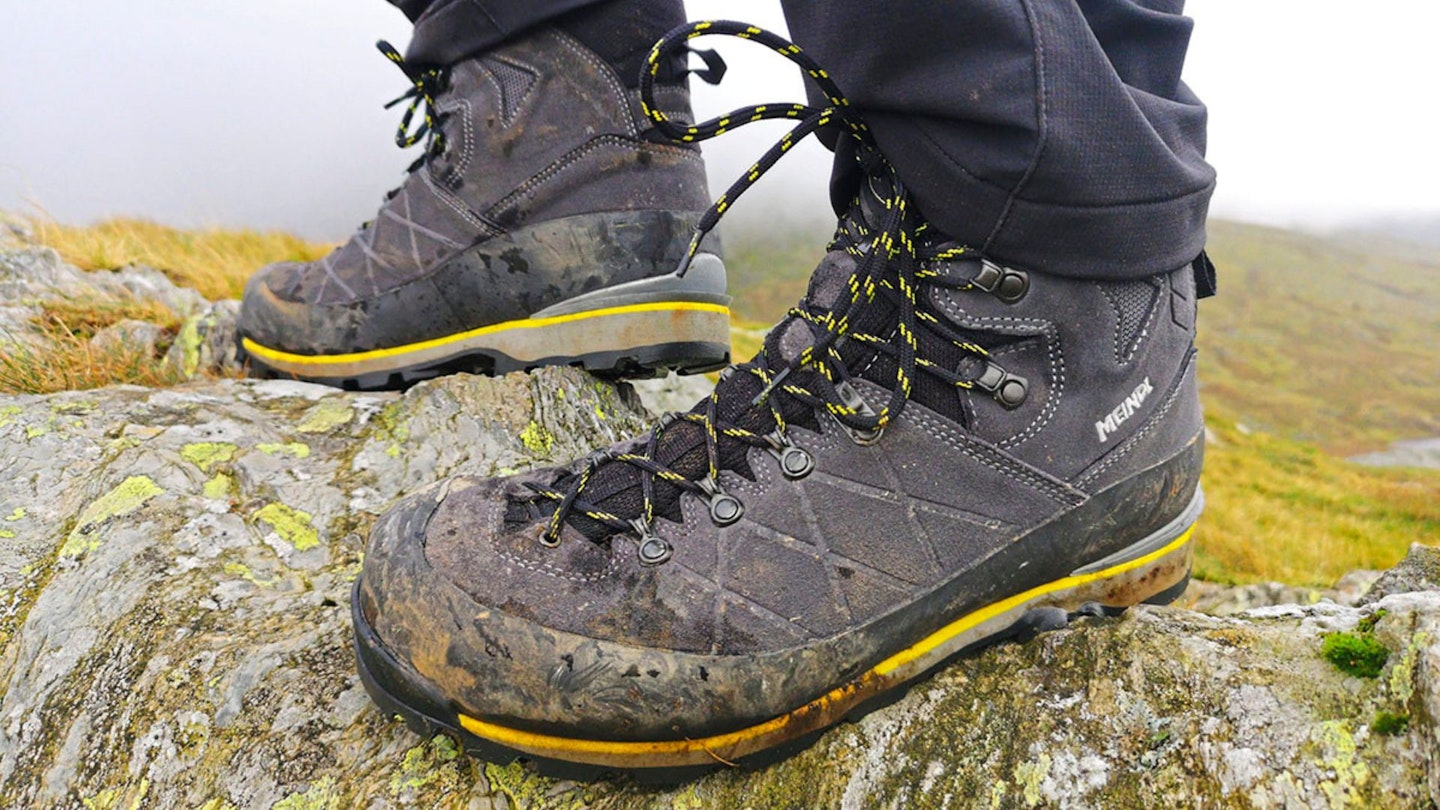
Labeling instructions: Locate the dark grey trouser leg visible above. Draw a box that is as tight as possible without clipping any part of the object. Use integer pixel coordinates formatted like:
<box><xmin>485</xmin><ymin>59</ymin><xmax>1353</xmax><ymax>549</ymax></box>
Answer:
<box><xmin>390</xmin><ymin>0</ymin><xmax>617</xmax><ymax>66</ymax></box>
<box><xmin>782</xmin><ymin>0</ymin><xmax>1215</xmax><ymax>279</ymax></box>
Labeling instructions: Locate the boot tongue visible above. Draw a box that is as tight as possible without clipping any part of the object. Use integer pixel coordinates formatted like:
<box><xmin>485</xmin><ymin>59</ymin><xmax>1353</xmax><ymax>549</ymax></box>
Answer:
<box><xmin>769</xmin><ymin>247</ymin><xmax>859</xmax><ymax>365</ymax></box>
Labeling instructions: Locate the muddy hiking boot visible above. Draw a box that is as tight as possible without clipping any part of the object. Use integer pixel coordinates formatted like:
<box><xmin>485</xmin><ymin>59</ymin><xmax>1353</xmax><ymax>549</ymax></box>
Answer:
<box><xmin>352</xmin><ymin>22</ymin><xmax>1211</xmax><ymax>777</ymax></box>
<box><xmin>237</xmin><ymin>26</ymin><xmax>730</xmax><ymax>390</ymax></box>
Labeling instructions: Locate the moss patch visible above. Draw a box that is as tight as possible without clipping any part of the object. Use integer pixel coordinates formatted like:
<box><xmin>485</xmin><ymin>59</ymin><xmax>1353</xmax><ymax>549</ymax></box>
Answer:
<box><xmin>253</xmin><ymin>503</ymin><xmax>320</xmax><ymax>552</ymax></box>
<box><xmin>1321</xmin><ymin>633</ymin><xmax>1389</xmax><ymax>679</ymax></box>
<box><xmin>1371</xmin><ymin>711</ymin><xmax>1409</xmax><ymax>735</ymax></box>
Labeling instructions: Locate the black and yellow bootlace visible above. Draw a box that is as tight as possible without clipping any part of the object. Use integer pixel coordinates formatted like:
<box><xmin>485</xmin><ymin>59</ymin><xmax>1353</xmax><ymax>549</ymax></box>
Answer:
<box><xmin>376</xmin><ymin>40</ymin><xmax>448</xmax><ymax>159</ymax></box>
<box><xmin>521</xmin><ymin>21</ymin><xmax>1023</xmax><ymax>563</ymax></box>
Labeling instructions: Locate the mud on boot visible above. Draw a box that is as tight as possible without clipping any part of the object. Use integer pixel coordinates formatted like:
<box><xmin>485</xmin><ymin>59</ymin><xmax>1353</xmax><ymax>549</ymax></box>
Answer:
<box><xmin>351</xmin><ymin>21</ymin><xmax>1211</xmax><ymax>776</ymax></box>
<box><xmin>238</xmin><ymin>26</ymin><xmax>729</xmax><ymax>389</ymax></box>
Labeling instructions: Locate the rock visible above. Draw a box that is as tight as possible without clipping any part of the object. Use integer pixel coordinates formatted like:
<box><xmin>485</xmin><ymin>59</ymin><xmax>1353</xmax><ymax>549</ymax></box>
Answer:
<box><xmin>90</xmin><ymin>319</ymin><xmax>167</xmax><ymax>358</ymax></box>
<box><xmin>626</xmin><ymin>371</ymin><xmax>715</xmax><ymax>416</ymax></box>
<box><xmin>1362</xmin><ymin>544</ymin><xmax>1440</xmax><ymax>605</ymax></box>
<box><xmin>0</xmin><ymin>247</ymin><xmax>207</xmax><ymax>321</ymax></box>
<box><xmin>1177</xmin><ymin>579</ymin><xmax>1326</xmax><ymax>616</ymax></box>
<box><xmin>167</xmin><ymin>300</ymin><xmax>244</xmax><ymax>379</ymax></box>
<box><xmin>2</xmin><ymin>364</ymin><xmax>1439</xmax><ymax>808</ymax></box>
<box><xmin>1352</xmin><ymin>438</ymin><xmax>1440</xmax><ymax>470</ymax></box>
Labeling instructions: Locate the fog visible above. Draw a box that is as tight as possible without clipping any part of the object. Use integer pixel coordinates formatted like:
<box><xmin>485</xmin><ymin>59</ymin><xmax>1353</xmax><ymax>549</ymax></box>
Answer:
<box><xmin>3</xmin><ymin>1</ymin><xmax>1438</xmax><ymax>241</ymax></box>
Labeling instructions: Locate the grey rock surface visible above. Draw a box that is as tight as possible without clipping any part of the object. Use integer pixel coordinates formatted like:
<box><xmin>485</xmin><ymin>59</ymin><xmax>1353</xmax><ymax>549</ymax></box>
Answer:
<box><xmin>1363</xmin><ymin>544</ymin><xmax>1440</xmax><ymax>606</ymax></box>
<box><xmin>1352</xmin><ymin>438</ymin><xmax>1440</xmax><ymax>470</ymax></box>
<box><xmin>90</xmin><ymin>319</ymin><xmax>168</xmax><ymax>358</ymax></box>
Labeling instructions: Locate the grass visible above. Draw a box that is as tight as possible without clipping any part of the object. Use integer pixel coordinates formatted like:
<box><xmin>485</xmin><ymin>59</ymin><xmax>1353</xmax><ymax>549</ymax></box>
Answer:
<box><xmin>1193</xmin><ymin>411</ymin><xmax>1440</xmax><ymax>586</ymax></box>
<box><xmin>7</xmin><ymin>213</ymin><xmax>1439</xmax><ymax>586</ymax></box>
<box><xmin>0</xmin><ymin>324</ymin><xmax>186</xmax><ymax>393</ymax></box>
<box><xmin>25</xmin><ymin>216</ymin><xmax>331</xmax><ymax>301</ymax></box>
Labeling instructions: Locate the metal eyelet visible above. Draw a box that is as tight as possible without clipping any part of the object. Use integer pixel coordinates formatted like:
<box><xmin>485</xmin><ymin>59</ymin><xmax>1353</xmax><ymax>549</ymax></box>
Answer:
<box><xmin>778</xmin><ymin>446</ymin><xmax>815</xmax><ymax>479</ymax></box>
<box><xmin>971</xmin><ymin>259</ymin><xmax>1029</xmax><ymax>304</ymax></box>
<box><xmin>833</xmin><ymin>379</ymin><xmax>884</xmax><ymax>445</ymax></box>
<box><xmin>972</xmin><ymin>361</ymin><xmax>1029</xmax><ymax>410</ymax></box>
<box><xmin>632</xmin><ymin>519</ymin><xmax>673</xmax><ymax>566</ymax></box>
<box><xmin>534</xmin><ymin>524</ymin><xmax>562</xmax><ymax>549</ymax></box>
<box><xmin>697</xmin><ymin>477</ymin><xmax>744</xmax><ymax>526</ymax></box>
<box><xmin>765</xmin><ymin>431</ymin><xmax>815</xmax><ymax>480</ymax></box>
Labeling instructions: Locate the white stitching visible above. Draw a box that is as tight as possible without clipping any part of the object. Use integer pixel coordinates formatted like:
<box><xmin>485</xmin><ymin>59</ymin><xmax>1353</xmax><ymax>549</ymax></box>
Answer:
<box><xmin>490</xmin><ymin>536</ymin><xmax>623</xmax><ymax>584</ymax></box>
<box><xmin>552</xmin><ymin>30</ymin><xmax>637</xmax><ymax>138</ymax></box>
<box><xmin>487</xmin><ymin>134</ymin><xmax>702</xmax><ymax>220</ymax></box>
<box><xmin>904</xmin><ymin>406</ymin><xmax>1080</xmax><ymax>505</ymax></box>
<box><xmin>931</xmin><ymin>288</ymin><xmax>1062</xmax><ymax>450</ymax></box>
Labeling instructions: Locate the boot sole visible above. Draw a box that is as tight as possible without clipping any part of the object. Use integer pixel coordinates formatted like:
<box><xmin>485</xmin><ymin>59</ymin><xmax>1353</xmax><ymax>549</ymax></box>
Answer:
<box><xmin>351</xmin><ymin>487</ymin><xmax>1201</xmax><ymax>781</ymax></box>
<box><xmin>240</xmin><ymin>299</ymin><xmax>731</xmax><ymax>390</ymax></box>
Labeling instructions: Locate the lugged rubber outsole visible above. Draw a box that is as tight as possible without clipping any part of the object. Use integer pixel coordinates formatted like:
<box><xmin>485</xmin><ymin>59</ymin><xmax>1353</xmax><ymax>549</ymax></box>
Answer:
<box><xmin>240</xmin><ymin>301</ymin><xmax>731</xmax><ymax>390</ymax></box>
<box><xmin>351</xmin><ymin>489</ymin><xmax>1200</xmax><ymax>782</ymax></box>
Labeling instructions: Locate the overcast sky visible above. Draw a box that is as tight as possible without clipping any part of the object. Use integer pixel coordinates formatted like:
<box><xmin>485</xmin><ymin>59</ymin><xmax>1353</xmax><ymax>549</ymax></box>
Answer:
<box><xmin>3</xmin><ymin>1</ymin><xmax>1439</xmax><ymax>241</ymax></box>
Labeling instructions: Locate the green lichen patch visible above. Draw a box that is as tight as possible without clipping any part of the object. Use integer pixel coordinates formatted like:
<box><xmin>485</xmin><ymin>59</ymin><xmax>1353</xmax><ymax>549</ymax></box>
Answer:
<box><xmin>483</xmin><ymin>760</ymin><xmax>588</xmax><ymax>809</ymax></box>
<box><xmin>272</xmin><ymin>776</ymin><xmax>339</xmax><ymax>810</ymax></box>
<box><xmin>297</xmin><ymin>399</ymin><xmax>355</xmax><ymax>434</ymax></box>
<box><xmin>5</xmin><ymin>506</ymin><xmax>25</xmax><ymax>521</ymax></box>
<box><xmin>202</xmin><ymin>473</ymin><xmax>234</xmax><ymax>500</ymax></box>
<box><xmin>60</xmin><ymin>475</ymin><xmax>165</xmax><ymax>558</ymax></box>
<box><xmin>181</xmin><ymin>442</ymin><xmax>238</xmax><ymax>473</ymax></box>
<box><xmin>0</xmin><ymin>404</ymin><xmax>21</xmax><ymax>427</ymax></box>
<box><xmin>1388</xmin><ymin>631</ymin><xmax>1430</xmax><ymax>706</ymax></box>
<box><xmin>253</xmin><ymin>503</ymin><xmax>320</xmax><ymax>552</ymax></box>
<box><xmin>1321</xmin><ymin>632</ymin><xmax>1389</xmax><ymax>679</ymax></box>
<box><xmin>257</xmin><ymin>441</ymin><xmax>311</xmax><ymax>459</ymax></box>
<box><xmin>1371</xmin><ymin>711</ymin><xmax>1409</xmax><ymax>735</ymax></box>
<box><xmin>1312</xmin><ymin>719</ymin><xmax>1372</xmax><ymax>806</ymax></box>
<box><xmin>173</xmin><ymin>314</ymin><xmax>205</xmax><ymax>377</ymax></box>
<box><xmin>222</xmin><ymin>562</ymin><xmax>277</xmax><ymax>589</ymax></box>
<box><xmin>519</xmin><ymin>420</ymin><xmax>554</xmax><ymax>455</ymax></box>
<box><xmin>1355</xmin><ymin>608</ymin><xmax>1388</xmax><ymax>634</ymax></box>
<box><xmin>372</xmin><ymin>401</ymin><xmax>411</xmax><ymax>459</ymax></box>
<box><xmin>389</xmin><ymin>734</ymin><xmax>466</xmax><ymax>798</ymax></box>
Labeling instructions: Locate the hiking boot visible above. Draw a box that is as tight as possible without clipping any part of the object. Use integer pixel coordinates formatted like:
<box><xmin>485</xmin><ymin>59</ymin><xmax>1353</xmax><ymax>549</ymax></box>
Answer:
<box><xmin>237</xmin><ymin>27</ymin><xmax>730</xmax><ymax>390</ymax></box>
<box><xmin>351</xmin><ymin>21</ymin><xmax>1209</xmax><ymax>776</ymax></box>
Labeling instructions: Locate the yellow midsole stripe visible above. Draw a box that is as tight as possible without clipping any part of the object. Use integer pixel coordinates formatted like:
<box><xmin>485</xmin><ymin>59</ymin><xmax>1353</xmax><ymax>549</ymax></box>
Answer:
<box><xmin>240</xmin><ymin>301</ymin><xmax>731</xmax><ymax>367</ymax></box>
<box><xmin>457</xmin><ymin>524</ymin><xmax>1195</xmax><ymax>757</ymax></box>
<box><xmin>875</xmin><ymin>523</ymin><xmax>1194</xmax><ymax>676</ymax></box>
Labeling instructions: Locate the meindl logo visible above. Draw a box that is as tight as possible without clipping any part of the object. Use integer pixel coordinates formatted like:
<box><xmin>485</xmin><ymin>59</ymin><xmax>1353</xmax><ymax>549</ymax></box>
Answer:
<box><xmin>1095</xmin><ymin>378</ymin><xmax>1153</xmax><ymax>442</ymax></box>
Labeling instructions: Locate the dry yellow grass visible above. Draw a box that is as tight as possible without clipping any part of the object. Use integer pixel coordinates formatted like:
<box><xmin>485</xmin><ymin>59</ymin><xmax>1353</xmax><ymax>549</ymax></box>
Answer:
<box><xmin>0</xmin><ymin>323</ymin><xmax>185</xmax><ymax>393</ymax></box>
<box><xmin>27</xmin><ymin>216</ymin><xmax>331</xmax><ymax>301</ymax></box>
<box><xmin>1196</xmin><ymin>410</ymin><xmax>1440</xmax><ymax>586</ymax></box>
